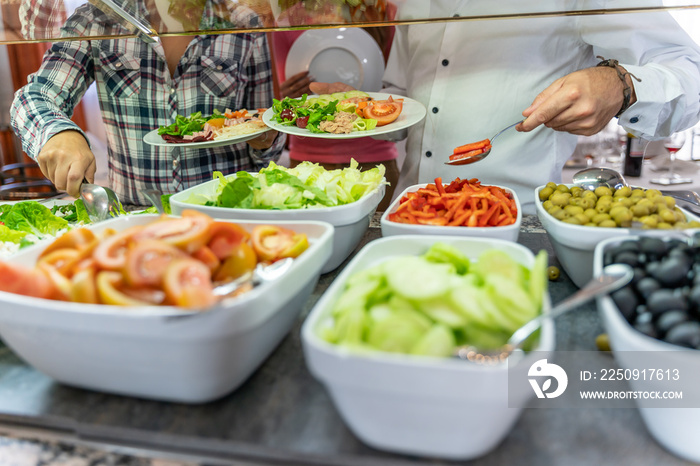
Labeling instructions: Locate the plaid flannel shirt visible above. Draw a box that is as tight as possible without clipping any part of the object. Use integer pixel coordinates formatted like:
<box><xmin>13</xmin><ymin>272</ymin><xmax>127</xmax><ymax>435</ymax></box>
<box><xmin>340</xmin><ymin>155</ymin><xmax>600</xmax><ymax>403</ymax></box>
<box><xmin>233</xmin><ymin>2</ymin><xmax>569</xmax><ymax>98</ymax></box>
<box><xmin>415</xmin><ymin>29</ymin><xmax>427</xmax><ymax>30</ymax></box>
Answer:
<box><xmin>11</xmin><ymin>1</ymin><xmax>284</xmax><ymax>205</ymax></box>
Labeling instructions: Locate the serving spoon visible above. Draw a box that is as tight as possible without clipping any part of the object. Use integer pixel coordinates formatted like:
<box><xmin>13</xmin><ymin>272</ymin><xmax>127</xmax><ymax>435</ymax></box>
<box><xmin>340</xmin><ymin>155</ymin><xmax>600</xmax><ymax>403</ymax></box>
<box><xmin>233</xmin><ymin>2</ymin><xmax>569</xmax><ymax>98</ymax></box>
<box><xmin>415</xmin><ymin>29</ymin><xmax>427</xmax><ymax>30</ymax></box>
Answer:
<box><xmin>572</xmin><ymin>167</ymin><xmax>700</xmax><ymax>208</ymax></box>
<box><xmin>445</xmin><ymin>120</ymin><xmax>522</xmax><ymax>166</ymax></box>
<box><xmin>79</xmin><ymin>179</ymin><xmax>122</xmax><ymax>223</ymax></box>
<box><xmin>453</xmin><ymin>263</ymin><xmax>633</xmax><ymax>364</ymax></box>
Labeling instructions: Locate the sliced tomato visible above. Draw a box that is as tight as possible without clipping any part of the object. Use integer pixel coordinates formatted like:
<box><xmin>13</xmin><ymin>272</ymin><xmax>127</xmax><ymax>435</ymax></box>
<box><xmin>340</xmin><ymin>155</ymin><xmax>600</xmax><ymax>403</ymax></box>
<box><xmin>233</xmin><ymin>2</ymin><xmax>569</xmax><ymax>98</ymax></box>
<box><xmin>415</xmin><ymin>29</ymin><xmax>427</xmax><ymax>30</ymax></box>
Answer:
<box><xmin>37</xmin><ymin>262</ymin><xmax>71</xmax><ymax>300</ymax></box>
<box><xmin>37</xmin><ymin>248</ymin><xmax>82</xmax><ymax>277</ymax></box>
<box><xmin>122</xmin><ymin>240</ymin><xmax>186</xmax><ymax>287</ymax></box>
<box><xmin>207</xmin><ymin>221</ymin><xmax>250</xmax><ymax>260</ymax></box>
<box><xmin>93</xmin><ymin>225</ymin><xmax>145</xmax><ymax>271</ymax></box>
<box><xmin>134</xmin><ymin>210</ymin><xmax>213</xmax><ymax>254</ymax></box>
<box><xmin>251</xmin><ymin>225</ymin><xmax>309</xmax><ymax>262</ymax></box>
<box><xmin>39</xmin><ymin>228</ymin><xmax>96</xmax><ymax>259</ymax></box>
<box><xmin>96</xmin><ymin>271</ymin><xmax>152</xmax><ymax>306</ymax></box>
<box><xmin>69</xmin><ymin>267</ymin><xmax>98</xmax><ymax>304</ymax></box>
<box><xmin>163</xmin><ymin>259</ymin><xmax>215</xmax><ymax>308</ymax></box>
<box><xmin>191</xmin><ymin>245</ymin><xmax>221</xmax><ymax>273</ymax></box>
<box><xmin>214</xmin><ymin>241</ymin><xmax>257</xmax><ymax>282</ymax></box>
<box><xmin>0</xmin><ymin>262</ymin><xmax>59</xmax><ymax>300</ymax></box>
<box><xmin>362</xmin><ymin>96</ymin><xmax>403</xmax><ymax>126</ymax></box>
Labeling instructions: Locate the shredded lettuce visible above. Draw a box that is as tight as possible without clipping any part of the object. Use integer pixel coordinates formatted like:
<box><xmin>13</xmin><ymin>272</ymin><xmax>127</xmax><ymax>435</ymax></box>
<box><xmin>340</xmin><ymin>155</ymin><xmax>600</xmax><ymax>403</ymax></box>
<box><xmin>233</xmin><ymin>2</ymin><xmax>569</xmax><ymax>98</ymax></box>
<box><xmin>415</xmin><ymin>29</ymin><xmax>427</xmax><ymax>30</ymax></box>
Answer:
<box><xmin>194</xmin><ymin>160</ymin><xmax>388</xmax><ymax>210</ymax></box>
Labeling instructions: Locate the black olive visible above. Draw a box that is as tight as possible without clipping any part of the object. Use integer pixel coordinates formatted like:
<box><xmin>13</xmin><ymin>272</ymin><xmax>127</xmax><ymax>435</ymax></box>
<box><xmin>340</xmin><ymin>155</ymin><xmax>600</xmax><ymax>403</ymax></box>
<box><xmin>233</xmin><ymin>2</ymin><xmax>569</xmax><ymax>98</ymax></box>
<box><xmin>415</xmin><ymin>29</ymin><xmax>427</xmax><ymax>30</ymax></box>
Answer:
<box><xmin>663</xmin><ymin>322</ymin><xmax>700</xmax><ymax>348</ymax></box>
<box><xmin>646</xmin><ymin>261</ymin><xmax>661</xmax><ymax>276</ymax></box>
<box><xmin>635</xmin><ymin>277</ymin><xmax>661</xmax><ymax>300</ymax></box>
<box><xmin>638</xmin><ymin>237</ymin><xmax>667</xmax><ymax>258</ymax></box>
<box><xmin>611</xmin><ymin>286</ymin><xmax>638</xmax><ymax>322</ymax></box>
<box><xmin>647</xmin><ymin>289</ymin><xmax>688</xmax><ymax>316</ymax></box>
<box><xmin>655</xmin><ymin>310</ymin><xmax>689</xmax><ymax>337</ymax></box>
<box><xmin>631</xmin><ymin>267</ymin><xmax>647</xmax><ymax>286</ymax></box>
<box><xmin>614</xmin><ymin>251</ymin><xmax>639</xmax><ymax>268</ymax></box>
<box><xmin>688</xmin><ymin>285</ymin><xmax>700</xmax><ymax>313</ymax></box>
<box><xmin>618</xmin><ymin>240</ymin><xmax>641</xmax><ymax>254</ymax></box>
<box><xmin>650</xmin><ymin>256</ymin><xmax>691</xmax><ymax>288</ymax></box>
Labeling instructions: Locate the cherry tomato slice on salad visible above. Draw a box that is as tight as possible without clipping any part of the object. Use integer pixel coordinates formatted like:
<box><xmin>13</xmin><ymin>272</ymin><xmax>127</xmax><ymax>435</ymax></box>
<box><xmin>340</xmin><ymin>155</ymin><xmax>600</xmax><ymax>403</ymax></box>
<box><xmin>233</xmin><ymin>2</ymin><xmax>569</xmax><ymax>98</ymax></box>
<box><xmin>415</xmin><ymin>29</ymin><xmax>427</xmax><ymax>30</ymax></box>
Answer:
<box><xmin>207</xmin><ymin>221</ymin><xmax>250</xmax><ymax>260</ymax></box>
<box><xmin>362</xmin><ymin>96</ymin><xmax>402</xmax><ymax>126</ymax></box>
<box><xmin>214</xmin><ymin>241</ymin><xmax>257</xmax><ymax>282</ymax></box>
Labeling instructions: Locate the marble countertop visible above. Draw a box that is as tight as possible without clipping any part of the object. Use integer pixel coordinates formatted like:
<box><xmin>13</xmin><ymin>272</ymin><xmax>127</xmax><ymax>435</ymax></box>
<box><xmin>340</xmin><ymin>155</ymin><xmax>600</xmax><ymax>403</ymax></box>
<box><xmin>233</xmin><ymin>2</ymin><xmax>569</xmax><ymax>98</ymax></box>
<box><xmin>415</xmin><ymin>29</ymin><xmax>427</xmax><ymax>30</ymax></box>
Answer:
<box><xmin>0</xmin><ymin>215</ymin><xmax>693</xmax><ymax>466</ymax></box>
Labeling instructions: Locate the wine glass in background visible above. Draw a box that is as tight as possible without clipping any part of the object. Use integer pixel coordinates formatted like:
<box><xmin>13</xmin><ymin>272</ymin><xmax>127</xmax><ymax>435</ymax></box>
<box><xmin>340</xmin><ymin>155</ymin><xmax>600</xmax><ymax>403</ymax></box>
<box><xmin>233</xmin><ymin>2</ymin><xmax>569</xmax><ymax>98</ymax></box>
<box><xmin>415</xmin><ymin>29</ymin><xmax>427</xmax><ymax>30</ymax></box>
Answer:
<box><xmin>650</xmin><ymin>131</ymin><xmax>692</xmax><ymax>185</ymax></box>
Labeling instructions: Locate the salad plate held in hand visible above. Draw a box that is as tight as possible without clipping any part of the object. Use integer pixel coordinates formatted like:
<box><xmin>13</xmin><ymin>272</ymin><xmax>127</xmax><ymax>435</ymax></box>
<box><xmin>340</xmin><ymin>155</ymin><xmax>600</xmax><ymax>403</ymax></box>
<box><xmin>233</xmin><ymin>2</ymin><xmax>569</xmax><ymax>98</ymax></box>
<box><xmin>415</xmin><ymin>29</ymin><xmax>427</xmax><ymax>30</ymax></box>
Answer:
<box><xmin>262</xmin><ymin>92</ymin><xmax>426</xmax><ymax>140</ymax></box>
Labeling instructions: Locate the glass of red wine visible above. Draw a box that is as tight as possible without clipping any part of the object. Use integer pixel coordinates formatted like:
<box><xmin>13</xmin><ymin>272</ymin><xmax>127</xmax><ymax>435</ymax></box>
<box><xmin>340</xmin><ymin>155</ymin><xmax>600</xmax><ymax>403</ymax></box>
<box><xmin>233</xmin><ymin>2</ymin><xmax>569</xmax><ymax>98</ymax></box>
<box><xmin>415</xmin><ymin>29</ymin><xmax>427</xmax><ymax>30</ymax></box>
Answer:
<box><xmin>650</xmin><ymin>131</ymin><xmax>692</xmax><ymax>185</ymax></box>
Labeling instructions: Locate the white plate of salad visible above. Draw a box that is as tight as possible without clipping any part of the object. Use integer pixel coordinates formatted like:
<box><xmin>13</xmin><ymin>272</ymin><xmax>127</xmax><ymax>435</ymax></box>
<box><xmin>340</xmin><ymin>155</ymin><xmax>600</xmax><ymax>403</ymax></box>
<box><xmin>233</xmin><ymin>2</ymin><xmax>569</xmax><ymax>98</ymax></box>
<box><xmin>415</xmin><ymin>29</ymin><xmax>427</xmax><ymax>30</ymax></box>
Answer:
<box><xmin>262</xmin><ymin>91</ymin><xmax>426</xmax><ymax>140</ymax></box>
<box><xmin>144</xmin><ymin>109</ymin><xmax>271</xmax><ymax>148</ymax></box>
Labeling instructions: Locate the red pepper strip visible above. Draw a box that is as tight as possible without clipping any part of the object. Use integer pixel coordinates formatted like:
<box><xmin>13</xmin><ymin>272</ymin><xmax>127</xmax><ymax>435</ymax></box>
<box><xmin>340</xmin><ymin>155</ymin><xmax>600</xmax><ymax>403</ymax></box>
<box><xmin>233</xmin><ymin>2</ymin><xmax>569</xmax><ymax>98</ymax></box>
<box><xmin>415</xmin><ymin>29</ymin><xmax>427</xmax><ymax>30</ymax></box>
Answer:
<box><xmin>435</xmin><ymin>178</ymin><xmax>447</xmax><ymax>196</ymax></box>
<box><xmin>453</xmin><ymin>139</ymin><xmax>490</xmax><ymax>155</ymax></box>
<box><xmin>478</xmin><ymin>202</ymin><xmax>501</xmax><ymax>227</ymax></box>
<box><xmin>443</xmin><ymin>191</ymin><xmax>470</xmax><ymax>222</ymax></box>
<box><xmin>449</xmin><ymin>148</ymin><xmax>484</xmax><ymax>162</ymax></box>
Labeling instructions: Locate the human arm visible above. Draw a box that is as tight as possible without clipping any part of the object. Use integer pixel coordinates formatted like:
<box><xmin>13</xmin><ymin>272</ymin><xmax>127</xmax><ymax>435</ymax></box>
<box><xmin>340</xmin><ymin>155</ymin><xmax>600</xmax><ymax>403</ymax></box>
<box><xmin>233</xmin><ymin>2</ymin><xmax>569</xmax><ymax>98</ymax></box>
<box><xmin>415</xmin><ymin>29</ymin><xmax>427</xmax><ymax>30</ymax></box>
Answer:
<box><xmin>10</xmin><ymin>40</ymin><xmax>96</xmax><ymax>196</ymax></box>
<box><xmin>518</xmin><ymin>2</ymin><xmax>700</xmax><ymax>139</ymax></box>
<box><xmin>241</xmin><ymin>33</ymin><xmax>286</xmax><ymax>158</ymax></box>
<box><xmin>280</xmin><ymin>71</ymin><xmax>314</xmax><ymax>99</ymax></box>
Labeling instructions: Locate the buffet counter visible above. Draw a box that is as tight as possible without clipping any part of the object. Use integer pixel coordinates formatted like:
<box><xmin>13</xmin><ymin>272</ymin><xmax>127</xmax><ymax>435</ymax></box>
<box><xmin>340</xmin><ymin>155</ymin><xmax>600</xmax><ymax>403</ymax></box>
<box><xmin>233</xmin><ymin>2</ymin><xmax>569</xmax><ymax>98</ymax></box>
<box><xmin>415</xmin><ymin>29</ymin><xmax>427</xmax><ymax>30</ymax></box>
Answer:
<box><xmin>0</xmin><ymin>215</ymin><xmax>692</xmax><ymax>466</ymax></box>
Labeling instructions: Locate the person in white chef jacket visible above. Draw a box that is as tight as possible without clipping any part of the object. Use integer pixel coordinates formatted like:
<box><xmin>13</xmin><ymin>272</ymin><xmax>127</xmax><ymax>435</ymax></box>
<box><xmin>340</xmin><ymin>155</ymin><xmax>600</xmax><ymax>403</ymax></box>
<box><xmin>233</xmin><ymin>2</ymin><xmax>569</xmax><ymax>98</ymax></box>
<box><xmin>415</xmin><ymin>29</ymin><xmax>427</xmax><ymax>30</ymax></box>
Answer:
<box><xmin>376</xmin><ymin>1</ymin><xmax>700</xmax><ymax>214</ymax></box>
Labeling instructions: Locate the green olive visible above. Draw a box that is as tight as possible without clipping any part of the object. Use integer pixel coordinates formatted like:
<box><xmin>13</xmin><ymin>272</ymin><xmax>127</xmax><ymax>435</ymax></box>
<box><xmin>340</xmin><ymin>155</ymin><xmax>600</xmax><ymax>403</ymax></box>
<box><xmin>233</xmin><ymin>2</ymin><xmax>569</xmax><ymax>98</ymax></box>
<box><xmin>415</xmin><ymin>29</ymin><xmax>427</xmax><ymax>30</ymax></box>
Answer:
<box><xmin>539</xmin><ymin>187</ymin><xmax>554</xmax><ymax>201</ymax></box>
<box><xmin>631</xmin><ymin>189</ymin><xmax>645</xmax><ymax>197</ymax></box>
<box><xmin>613</xmin><ymin>197</ymin><xmax>633</xmax><ymax>208</ymax></box>
<box><xmin>612</xmin><ymin>209</ymin><xmax>633</xmax><ymax>227</ymax></box>
<box><xmin>547</xmin><ymin>205</ymin><xmax>562</xmax><ymax>216</ymax></box>
<box><xmin>556</xmin><ymin>184</ymin><xmax>571</xmax><ymax>193</ymax></box>
<box><xmin>564</xmin><ymin>205</ymin><xmax>584</xmax><ymax>216</ymax></box>
<box><xmin>542</xmin><ymin>200</ymin><xmax>554</xmax><ymax>211</ymax></box>
<box><xmin>591</xmin><ymin>213</ymin><xmax>611</xmax><ymax>224</ymax></box>
<box><xmin>582</xmin><ymin>190</ymin><xmax>598</xmax><ymax>202</ymax></box>
<box><xmin>614</xmin><ymin>186</ymin><xmax>632</xmax><ymax>198</ymax></box>
<box><xmin>595</xmin><ymin>200</ymin><xmax>612</xmax><ymax>213</ymax></box>
<box><xmin>550</xmin><ymin>192</ymin><xmax>572</xmax><ymax>207</ymax></box>
<box><xmin>659</xmin><ymin>208</ymin><xmax>676</xmax><ymax>223</ymax></box>
<box><xmin>662</xmin><ymin>196</ymin><xmax>676</xmax><ymax>209</ymax></box>
<box><xmin>570</xmin><ymin>186</ymin><xmax>583</xmax><ymax>197</ymax></box>
<box><xmin>595</xmin><ymin>333</ymin><xmax>611</xmax><ymax>352</ymax></box>
<box><xmin>547</xmin><ymin>266</ymin><xmax>560</xmax><ymax>281</ymax></box>
<box><xmin>639</xmin><ymin>216</ymin><xmax>658</xmax><ymax>228</ymax></box>
<box><xmin>637</xmin><ymin>198</ymin><xmax>656</xmax><ymax>214</ymax></box>
<box><xmin>597</xmin><ymin>194</ymin><xmax>614</xmax><ymax>204</ymax></box>
<box><xmin>598</xmin><ymin>219</ymin><xmax>617</xmax><ymax>228</ymax></box>
<box><xmin>645</xmin><ymin>189</ymin><xmax>663</xmax><ymax>199</ymax></box>
<box><xmin>573</xmin><ymin>213</ymin><xmax>590</xmax><ymax>224</ymax></box>
<box><xmin>630</xmin><ymin>203</ymin><xmax>650</xmax><ymax>217</ymax></box>
<box><xmin>554</xmin><ymin>209</ymin><xmax>570</xmax><ymax>221</ymax></box>
<box><xmin>657</xmin><ymin>222</ymin><xmax>673</xmax><ymax>229</ymax></box>
<box><xmin>594</xmin><ymin>186</ymin><xmax>613</xmax><ymax>198</ymax></box>
<box><xmin>545</xmin><ymin>181</ymin><xmax>558</xmax><ymax>190</ymax></box>
<box><xmin>583</xmin><ymin>208</ymin><xmax>597</xmax><ymax>220</ymax></box>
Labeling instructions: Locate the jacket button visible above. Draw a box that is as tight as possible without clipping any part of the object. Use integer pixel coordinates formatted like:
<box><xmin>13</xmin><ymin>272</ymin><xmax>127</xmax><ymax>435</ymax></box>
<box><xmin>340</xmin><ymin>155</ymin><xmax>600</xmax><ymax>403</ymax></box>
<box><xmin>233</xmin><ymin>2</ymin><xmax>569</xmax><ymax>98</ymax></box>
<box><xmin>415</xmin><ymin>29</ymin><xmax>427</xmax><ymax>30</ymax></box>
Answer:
<box><xmin>426</xmin><ymin>151</ymin><xmax>432</xmax><ymax>157</ymax></box>
<box><xmin>432</xmin><ymin>107</ymin><xmax>439</xmax><ymax>114</ymax></box>
<box><xmin>442</xmin><ymin>59</ymin><xmax>449</xmax><ymax>66</ymax></box>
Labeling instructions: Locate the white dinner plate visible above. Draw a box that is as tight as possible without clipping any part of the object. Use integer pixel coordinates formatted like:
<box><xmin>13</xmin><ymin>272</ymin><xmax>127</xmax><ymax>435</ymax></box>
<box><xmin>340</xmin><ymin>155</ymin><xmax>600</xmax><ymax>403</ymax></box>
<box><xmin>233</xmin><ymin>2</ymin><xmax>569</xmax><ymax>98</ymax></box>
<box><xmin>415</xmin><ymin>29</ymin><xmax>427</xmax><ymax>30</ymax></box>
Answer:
<box><xmin>285</xmin><ymin>28</ymin><xmax>385</xmax><ymax>92</ymax></box>
<box><xmin>262</xmin><ymin>92</ymin><xmax>426</xmax><ymax>140</ymax></box>
<box><xmin>143</xmin><ymin>126</ymin><xmax>270</xmax><ymax>149</ymax></box>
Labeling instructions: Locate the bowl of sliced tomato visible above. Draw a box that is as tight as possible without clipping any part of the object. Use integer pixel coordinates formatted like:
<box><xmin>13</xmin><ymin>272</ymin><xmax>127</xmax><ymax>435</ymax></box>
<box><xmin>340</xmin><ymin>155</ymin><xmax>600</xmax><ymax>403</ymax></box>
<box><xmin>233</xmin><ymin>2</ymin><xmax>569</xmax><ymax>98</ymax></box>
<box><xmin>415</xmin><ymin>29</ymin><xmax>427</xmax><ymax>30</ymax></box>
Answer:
<box><xmin>380</xmin><ymin>178</ymin><xmax>522</xmax><ymax>242</ymax></box>
<box><xmin>0</xmin><ymin>212</ymin><xmax>333</xmax><ymax>403</ymax></box>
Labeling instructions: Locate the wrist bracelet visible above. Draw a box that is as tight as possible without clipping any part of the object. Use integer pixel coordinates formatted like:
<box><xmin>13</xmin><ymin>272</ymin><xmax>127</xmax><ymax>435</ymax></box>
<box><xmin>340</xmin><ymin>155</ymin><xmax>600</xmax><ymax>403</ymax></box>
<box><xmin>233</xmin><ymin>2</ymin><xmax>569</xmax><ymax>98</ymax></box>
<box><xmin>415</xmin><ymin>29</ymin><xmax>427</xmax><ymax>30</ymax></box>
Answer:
<box><xmin>596</xmin><ymin>55</ymin><xmax>641</xmax><ymax>118</ymax></box>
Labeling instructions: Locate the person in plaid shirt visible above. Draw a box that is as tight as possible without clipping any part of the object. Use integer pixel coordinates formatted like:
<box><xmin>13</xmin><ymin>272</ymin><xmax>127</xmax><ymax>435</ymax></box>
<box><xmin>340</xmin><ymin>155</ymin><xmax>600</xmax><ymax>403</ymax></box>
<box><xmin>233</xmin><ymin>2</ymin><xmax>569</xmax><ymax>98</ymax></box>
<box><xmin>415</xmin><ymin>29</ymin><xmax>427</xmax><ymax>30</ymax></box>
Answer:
<box><xmin>11</xmin><ymin>1</ymin><xmax>284</xmax><ymax>206</ymax></box>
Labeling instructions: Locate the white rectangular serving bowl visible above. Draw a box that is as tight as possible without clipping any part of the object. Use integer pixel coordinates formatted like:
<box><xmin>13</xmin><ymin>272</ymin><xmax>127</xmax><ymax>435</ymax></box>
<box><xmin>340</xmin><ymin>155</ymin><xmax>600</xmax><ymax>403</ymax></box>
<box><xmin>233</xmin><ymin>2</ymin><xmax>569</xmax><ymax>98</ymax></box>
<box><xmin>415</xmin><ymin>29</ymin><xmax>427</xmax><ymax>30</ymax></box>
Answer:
<box><xmin>593</xmin><ymin>236</ymin><xmax>700</xmax><ymax>463</ymax></box>
<box><xmin>0</xmin><ymin>214</ymin><xmax>333</xmax><ymax>403</ymax></box>
<box><xmin>170</xmin><ymin>178</ymin><xmax>384</xmax><ymax>273</ymax></box>
<box><xmin>301</xmin><ymin>235</ymin><xmax>554</xmax><ymax>460</ymax></box>
<box><xmin>380</xmin><ymin>183</ymin><xmax>522</xmax><ymax>242</ymax></box>
<box><xmin>535</xmin><ymin>184</ymin><xmax>700</xmax><ymax>288</ymax></box>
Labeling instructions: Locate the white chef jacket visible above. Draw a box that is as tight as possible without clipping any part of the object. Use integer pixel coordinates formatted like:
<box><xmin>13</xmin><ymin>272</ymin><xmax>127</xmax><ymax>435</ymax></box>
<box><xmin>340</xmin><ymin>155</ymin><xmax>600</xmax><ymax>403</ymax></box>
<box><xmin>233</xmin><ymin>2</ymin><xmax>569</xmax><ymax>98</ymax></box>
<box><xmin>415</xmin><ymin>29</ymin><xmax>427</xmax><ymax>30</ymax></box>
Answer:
<box><xmin>383</xmin><ymin>1</ymin><xmax>700</xmax><ymax>214</ymax></box>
